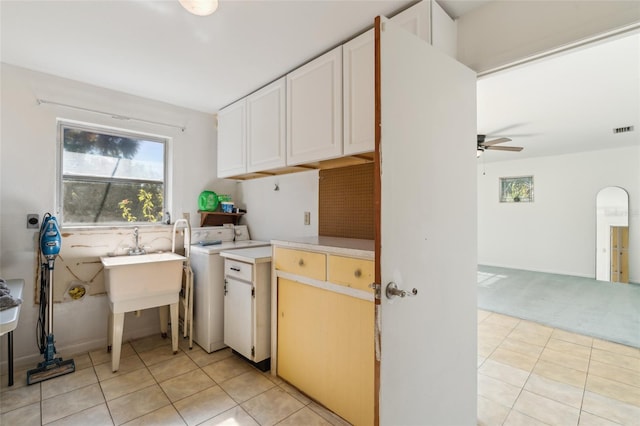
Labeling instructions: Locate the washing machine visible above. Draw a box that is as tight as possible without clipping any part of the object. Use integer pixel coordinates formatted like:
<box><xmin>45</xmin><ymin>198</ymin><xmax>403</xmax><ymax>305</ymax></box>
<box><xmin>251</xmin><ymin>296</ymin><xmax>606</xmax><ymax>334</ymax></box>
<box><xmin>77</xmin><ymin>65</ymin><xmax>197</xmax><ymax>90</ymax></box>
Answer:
<box><xmin>190</xmin><ymin>225</ymin><xmax>270</xmax><ymax>353</ymax></box>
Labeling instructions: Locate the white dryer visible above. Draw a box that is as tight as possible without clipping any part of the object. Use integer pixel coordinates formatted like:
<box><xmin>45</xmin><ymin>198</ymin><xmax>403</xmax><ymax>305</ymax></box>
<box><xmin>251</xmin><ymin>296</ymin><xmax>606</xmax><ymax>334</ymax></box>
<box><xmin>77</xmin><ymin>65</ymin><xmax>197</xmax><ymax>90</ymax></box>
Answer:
<box><xmin>190</xmin><ymin>225</ymin><xmax>269</xmax><ymax>353</ymax></box>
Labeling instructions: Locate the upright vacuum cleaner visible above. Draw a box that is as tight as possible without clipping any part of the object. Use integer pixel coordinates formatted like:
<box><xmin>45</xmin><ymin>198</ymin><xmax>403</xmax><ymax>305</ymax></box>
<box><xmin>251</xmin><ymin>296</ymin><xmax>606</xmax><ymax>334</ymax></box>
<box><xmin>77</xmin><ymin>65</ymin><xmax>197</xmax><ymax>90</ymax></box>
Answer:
<box><xmin>27</xmin><ymin>213</ymin><xmax>75</xmax><ymax>385</ymax></box>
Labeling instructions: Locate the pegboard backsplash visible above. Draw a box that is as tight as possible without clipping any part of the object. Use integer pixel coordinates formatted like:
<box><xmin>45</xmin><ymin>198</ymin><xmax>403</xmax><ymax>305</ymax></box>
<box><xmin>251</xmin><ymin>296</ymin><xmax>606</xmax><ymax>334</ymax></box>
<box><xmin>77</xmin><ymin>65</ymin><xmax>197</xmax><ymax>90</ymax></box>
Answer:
<box><xmin>319</xmin><ymin>163</ymin><xmax>374</xmax><ymax>240</ymax></box>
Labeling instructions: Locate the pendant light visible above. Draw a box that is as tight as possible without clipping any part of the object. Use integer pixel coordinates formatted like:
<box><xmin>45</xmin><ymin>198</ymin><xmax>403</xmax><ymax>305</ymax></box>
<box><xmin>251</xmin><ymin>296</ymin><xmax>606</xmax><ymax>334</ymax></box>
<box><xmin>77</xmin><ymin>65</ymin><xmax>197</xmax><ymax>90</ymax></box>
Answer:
<box><xmin>179</xmin><ymin>0</ymin><xmax>218</xmax><ymax>16</ymax></box>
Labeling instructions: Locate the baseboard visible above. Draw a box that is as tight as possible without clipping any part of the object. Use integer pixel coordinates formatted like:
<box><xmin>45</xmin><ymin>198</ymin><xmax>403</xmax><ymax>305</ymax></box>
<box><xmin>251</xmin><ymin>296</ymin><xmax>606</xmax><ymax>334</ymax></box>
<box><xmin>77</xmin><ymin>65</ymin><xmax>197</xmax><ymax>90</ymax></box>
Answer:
<box><xmin>478</xmin><ymin>263</ymin><xmax>594</xmax><ymax>279</ymax></box>
<box><xmin>1</xmin><ymin>325</ymin><xmax>160</xmax><ymax>375</ymax></box>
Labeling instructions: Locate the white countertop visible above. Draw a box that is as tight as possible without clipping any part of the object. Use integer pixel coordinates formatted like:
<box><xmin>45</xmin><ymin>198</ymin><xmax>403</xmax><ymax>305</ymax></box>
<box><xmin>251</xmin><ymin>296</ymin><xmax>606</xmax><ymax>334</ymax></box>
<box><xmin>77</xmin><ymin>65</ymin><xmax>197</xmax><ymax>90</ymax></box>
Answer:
<box><xmin>191</xmin><ymin>240</ymin><xmax>270</xmax><ymax>255</ymax></box>
<box><xmin>220</xmin><ymin>246</ymin><xmax>273</xmax><ymax>264</ymax></box>
<box><xmin>0</xmin><ymin>279</ymin><xmax>24</xmax><ymax>336</ymax></box>
<box><xmin>271</xmin><ymin>236</ymin><xmax>374</xmax><ymax>260</ymax></box>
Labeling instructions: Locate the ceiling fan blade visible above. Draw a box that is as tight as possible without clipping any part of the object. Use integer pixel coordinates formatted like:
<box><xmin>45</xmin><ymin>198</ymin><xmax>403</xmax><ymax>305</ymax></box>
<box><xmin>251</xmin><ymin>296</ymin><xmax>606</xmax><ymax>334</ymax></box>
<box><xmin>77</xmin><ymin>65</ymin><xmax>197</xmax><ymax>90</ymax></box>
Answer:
<box><xmin>483</xmin><ymin>137</ymin><xmax>512</xmax><ymax>147</ymax></box>
<box><xmin>486</xmin><ymin>145</ymin><xmax>523</xmax><ymax>152</ymax></box>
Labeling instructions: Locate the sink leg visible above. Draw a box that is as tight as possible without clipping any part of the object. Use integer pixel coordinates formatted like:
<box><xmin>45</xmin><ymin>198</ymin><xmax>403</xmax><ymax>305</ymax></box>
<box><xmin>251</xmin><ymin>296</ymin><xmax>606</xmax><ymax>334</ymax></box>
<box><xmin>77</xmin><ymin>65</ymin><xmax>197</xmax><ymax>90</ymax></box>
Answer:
<box><xmin>107</xmin><ymin>310</ymin><xmax>113</xmax><ymax>351</ymax></box>
<box><xmin>170</xmin><ymin>302</ymin><xmax>179</xmax><ymax>354</ymax></box>
<box><xmin>111</xmin><ymin>312</ymin><xmax>125</xmax><ymax>372</ymax></box>
<box><xmin>159</xmin><ymin>305</ymin><xmax>169</xmax><ymax>338</ymax></box>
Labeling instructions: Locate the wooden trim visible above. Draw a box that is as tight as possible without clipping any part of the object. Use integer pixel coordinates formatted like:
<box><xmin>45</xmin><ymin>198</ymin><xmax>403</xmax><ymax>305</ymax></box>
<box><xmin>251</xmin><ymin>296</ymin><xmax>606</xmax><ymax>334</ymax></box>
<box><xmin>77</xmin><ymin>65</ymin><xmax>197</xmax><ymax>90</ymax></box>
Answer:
<box><xmin>373</xmin><ymin>15</ymin><xmax>382</xmax><ymax>426</ymax></box>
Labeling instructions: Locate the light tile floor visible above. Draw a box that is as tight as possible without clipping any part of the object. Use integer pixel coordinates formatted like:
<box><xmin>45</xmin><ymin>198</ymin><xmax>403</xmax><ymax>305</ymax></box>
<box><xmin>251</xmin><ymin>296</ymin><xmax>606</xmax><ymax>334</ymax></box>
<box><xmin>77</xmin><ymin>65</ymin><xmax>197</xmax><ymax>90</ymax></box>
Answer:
<box><xmin>477</xmin><ymin>309</ymin><xmax>640</xmax><ymax>426</ymax></box>
<box><xmin>0</xmin><ymin>336</ymin><xmax>348</xmax><ymax>426</ymax></box>
<box><xmin>1</xmin><ymin>311</ymin><xmax>639</xmax><ymax>425</ymax></box>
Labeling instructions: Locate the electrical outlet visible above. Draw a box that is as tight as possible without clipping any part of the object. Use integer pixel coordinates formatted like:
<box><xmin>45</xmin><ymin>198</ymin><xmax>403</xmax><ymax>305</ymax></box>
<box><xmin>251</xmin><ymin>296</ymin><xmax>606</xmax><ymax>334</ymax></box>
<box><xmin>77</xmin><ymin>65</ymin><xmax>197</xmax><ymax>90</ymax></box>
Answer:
<box><xmin>304</xmin><ymin>211</ymin><xmax>311</xmax><ymax>225</ymax></box>
<box><xmin>183</xmin><ymin>212</ymin><xmax>190</xmax><ymax>222</ymax></box>
<box><xmin>27</xmin><ymin>213</ymin><xmax>39</xmax><ymax>229</ymax></box>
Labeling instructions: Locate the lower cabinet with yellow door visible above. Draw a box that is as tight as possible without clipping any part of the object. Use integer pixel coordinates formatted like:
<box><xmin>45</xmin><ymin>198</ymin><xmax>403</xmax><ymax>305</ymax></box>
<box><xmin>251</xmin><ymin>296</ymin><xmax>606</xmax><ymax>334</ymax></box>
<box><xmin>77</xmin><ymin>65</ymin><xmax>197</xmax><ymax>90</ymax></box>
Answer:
<box><xmin>271</xmin><ymin>238</ymin><xmax>375</xmax><ymax>426</ymax></box>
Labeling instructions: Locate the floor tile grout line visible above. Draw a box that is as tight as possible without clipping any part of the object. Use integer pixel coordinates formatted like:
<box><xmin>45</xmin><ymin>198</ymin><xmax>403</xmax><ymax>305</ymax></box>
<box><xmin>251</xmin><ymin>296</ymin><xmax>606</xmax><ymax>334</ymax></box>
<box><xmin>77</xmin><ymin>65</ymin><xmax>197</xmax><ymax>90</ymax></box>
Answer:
<box><xmin>91</xmin><ymin>362</ymin><xmax>117</xmax><ymax>426</ymax></box>
<box><xmin>499</xmin><ymin>327</ymin><xmax>547</xmax><ymax>426</ymax></box>
<box><xmin>478</xmin><ymin>312</ymin><xmax>532</xmax><ymax>426</ymax></box>
<box><xmin>145</xmin><ymin>351</ymin><xmax>190</xmax><ymax>426</ymax></box>
<box><xmin>115</xmin><ymin>343</ymin><xmax>301</xmax><ymax>426</ymax></box>
<box><xmin>575</xmin><ymin>343</ymin><xmax>593</xmax><ymax>426</ymax></box>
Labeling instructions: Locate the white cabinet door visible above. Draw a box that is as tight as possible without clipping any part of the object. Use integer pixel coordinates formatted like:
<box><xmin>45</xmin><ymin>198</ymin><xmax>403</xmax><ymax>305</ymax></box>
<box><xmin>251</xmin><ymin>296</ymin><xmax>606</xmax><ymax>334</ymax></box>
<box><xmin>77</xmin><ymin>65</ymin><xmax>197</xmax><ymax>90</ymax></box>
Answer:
<box><xmin>287</xmin><ymin>46</ymin><xmax>343</xmax><ymax>165</ymax></box>
<box><xmin>247</xmin><ymin>77</ymin><xmax>286</xmax><ymax>172</ymax></box>
<box><xmin>224</xmin><ymin>277</ymin><xmax>253</xmax><ymax>359</ymax></box>
<box><xmin>377</xmin><ymin>18</ymin><xmax>477</xmax><ymax>424</ymax></box>
<box><xmin>343</xmin><ymin>29</ymin><xmax>374</xmax><ymax>156</ymax></box>
<box><xmin>217</xmin><ymin>99</ymin><xmax>247</xmax><ymax>178</ymax></box>
<box><xmin>390</xmin><ymin>0</ymin><xmax>431</xmax><ymax>43</ymax></box>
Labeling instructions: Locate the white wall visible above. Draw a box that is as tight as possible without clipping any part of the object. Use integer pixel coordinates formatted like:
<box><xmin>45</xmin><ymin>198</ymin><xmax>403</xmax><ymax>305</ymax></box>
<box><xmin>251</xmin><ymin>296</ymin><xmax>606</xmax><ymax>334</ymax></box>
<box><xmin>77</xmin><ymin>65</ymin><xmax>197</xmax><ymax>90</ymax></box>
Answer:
<box><xmin>236</xmin><ymin>170</ymin><xmax>319</xmax><ymax>241</ymax></box>
<box><xmin>478</xmin><ymin>146</ymin><xmax>640</xmax><ymax>282</ymax></box>
<box><xmin>0</xmin><ymin>64</ymin><xmax>236</xmax><ymax>369</ymax></box>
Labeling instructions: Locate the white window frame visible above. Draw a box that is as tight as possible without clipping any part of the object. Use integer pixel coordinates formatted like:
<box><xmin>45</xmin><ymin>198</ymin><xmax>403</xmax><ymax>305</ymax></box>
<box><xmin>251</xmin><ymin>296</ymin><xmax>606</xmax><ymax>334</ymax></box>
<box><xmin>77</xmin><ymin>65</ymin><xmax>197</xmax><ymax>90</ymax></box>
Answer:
<box><xmin>57</xmin><ymin>120</ymin><xmax>170</xmax><ymax>226</ymax></box>
<box><xmin>499</xmin><ymin>175</ymin><xmax>534</xmax><ymax>203</ymax></box>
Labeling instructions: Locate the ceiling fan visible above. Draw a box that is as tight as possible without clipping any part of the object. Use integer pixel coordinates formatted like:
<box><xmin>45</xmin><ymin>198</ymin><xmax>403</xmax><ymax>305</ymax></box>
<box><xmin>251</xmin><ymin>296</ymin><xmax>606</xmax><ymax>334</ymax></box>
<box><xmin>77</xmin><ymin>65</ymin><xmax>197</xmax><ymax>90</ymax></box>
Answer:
<box><xmin>477</xmin><ymin>134</ymin><xmax>523</xmax><ymax>157</ymax></box>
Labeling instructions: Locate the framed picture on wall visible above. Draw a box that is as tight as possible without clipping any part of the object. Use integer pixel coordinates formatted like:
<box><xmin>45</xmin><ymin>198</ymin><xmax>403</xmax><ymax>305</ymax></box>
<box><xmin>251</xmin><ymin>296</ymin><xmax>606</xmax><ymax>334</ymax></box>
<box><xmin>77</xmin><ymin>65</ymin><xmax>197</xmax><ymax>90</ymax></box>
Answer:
<box><xmin>500</xmin><ymin>176</ymin><xmax>534</xmax><ymax>202</ymax></box>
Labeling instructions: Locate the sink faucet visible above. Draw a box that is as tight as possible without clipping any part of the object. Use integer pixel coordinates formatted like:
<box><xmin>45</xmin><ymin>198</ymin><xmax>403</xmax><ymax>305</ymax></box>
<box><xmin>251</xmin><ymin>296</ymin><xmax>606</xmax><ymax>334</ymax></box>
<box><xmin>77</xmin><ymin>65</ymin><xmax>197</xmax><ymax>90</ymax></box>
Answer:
<box><xmin>129</xmin><ymin>227</ymin><xmax>146</xmax><ymax>255</ymax></box>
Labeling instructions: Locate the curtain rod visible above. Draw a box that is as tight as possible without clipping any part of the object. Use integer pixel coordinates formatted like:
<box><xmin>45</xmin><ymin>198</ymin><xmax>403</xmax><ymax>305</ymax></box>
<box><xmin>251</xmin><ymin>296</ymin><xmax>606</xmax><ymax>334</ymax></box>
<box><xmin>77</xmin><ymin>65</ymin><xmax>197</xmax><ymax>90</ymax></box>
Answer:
<box><xmin>36</xmin><ymin>98</ymin><xmax>186</xmax><ymax>132</ymax></box>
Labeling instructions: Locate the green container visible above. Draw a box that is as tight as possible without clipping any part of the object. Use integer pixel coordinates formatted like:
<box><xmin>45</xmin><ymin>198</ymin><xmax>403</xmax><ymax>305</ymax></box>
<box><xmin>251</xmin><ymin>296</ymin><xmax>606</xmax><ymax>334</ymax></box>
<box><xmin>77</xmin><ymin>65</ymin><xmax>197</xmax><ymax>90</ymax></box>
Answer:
<box><xmin>198</xmin><ymin>191</ymin><xmax>219</xmax><ymax>212</ymax></box>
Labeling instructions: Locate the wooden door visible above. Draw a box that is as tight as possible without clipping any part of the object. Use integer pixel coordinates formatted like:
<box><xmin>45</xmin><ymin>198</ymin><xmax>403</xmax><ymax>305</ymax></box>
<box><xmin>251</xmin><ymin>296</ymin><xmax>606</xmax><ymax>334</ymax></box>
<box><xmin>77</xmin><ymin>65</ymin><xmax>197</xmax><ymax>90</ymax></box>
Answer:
<box><xmin>375</xmin><ymin>17</ymin><xmax>477</xmax><ymax>424</ymax></box>
<box><xmin>610</xmin><ymin>226</ymin><xmax>629</xmax><ymax>283</ymax></box>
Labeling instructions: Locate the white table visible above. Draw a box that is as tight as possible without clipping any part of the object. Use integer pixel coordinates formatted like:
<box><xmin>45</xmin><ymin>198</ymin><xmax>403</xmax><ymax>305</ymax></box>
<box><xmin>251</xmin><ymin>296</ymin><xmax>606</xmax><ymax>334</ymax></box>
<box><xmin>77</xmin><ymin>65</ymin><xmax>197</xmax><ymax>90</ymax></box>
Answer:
<box><xmin>0</xmin><ymin>279</ymin><xmax>24</xmax><ymax>386</ymax></box>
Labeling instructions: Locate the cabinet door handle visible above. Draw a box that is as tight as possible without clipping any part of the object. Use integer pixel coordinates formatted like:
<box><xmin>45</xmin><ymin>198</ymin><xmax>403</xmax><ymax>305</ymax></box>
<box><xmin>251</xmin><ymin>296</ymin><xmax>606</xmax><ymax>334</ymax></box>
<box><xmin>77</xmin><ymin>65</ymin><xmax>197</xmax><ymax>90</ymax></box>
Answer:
<box><xmin>298</xmin><ymin>258</ymin><xmax>304</xmax><ymax>267</ymax></box>
<box><xmin>231</xmin><ymin>267</ymin><xmax>241</xmax><ymax>272</ymax></box>
<box><xmin>354</xmin><ymin>269</ymin><xmax>362</xmax><ymax>278</ymax></box>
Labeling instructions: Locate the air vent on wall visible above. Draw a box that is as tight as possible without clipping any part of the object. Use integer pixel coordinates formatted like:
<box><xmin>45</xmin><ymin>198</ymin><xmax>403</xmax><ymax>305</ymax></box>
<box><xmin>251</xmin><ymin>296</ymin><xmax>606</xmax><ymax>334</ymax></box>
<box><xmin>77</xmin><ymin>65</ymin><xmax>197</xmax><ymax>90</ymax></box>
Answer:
<box><xmin>613</xmin><ymin>126</ymin><xmax>634</xmax><ymax>134</ymax></box>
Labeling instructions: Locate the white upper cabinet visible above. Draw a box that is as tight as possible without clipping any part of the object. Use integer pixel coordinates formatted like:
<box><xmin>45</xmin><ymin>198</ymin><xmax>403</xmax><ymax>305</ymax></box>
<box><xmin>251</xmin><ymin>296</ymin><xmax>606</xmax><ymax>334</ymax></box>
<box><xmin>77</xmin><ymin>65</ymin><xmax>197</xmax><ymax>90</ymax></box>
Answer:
<box><xmin>217</xmin><ymin>98</ymin><xmax>246</xmax><ymax>178</ymax></box>
<box><xmin>287</xmin><ymin>46</ymin><xmax>343</xmax><ymax>166</ymax></box>
<box><xmin>247</xmin><ymin>77</ymin><xmax>286</xmax><ymax>172</ymax></box>
<box><xmin>343</xmin><ymin>29</ymin><xmax>375</xmax><ymax>155</ymax></box>
<box><xmin>390</xmin><ymin>0</ymin><xmax>431</xmax><ymax>43</ymax></box>
<box><xmin>432</xmin><ymin>0</ymin><xmax>457</xmax><ymax>58</ymax></box>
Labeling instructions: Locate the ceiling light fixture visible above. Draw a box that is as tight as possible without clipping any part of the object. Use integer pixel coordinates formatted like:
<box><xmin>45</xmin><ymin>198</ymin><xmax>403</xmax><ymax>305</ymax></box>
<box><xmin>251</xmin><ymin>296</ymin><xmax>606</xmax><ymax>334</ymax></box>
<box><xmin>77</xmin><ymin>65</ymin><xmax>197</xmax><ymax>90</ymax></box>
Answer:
<box><xmin>179</xmin><ymin>0</ymin><xmax>218</xmax><ymax>16</ymax></box>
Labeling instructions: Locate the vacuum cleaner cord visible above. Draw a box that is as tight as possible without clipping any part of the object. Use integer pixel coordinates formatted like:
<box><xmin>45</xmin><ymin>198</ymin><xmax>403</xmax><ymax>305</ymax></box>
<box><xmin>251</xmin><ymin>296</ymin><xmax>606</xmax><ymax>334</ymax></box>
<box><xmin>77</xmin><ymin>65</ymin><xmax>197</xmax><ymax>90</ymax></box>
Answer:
<box><xmin>35</xmin><ymin>212</ymin><xmax>52</xmax><ymax>354</ymax></box>
<box><xmin>36</xmin><ymin>263</ymin><xmax>48</xmax><ymax>354</ymax></box>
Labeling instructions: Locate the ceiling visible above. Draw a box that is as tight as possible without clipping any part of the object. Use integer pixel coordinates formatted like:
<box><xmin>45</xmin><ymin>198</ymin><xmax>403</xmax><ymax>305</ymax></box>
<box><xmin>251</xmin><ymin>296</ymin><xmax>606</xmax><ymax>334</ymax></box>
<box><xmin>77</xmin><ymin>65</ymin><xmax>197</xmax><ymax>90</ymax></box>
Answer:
<box><xmin>1</xmin><ymin>1</ymin><xmax>638</xmax><ymax>162</ymax></box>
<box><xmin>477</xmin><ymin>31</ymin><xmax>640</xmax><ymax>162</ymax></box>
<box><xmin>0</xmin><ymin>0</ymin><xmax>484</xmax><ymax>113</ymax></box>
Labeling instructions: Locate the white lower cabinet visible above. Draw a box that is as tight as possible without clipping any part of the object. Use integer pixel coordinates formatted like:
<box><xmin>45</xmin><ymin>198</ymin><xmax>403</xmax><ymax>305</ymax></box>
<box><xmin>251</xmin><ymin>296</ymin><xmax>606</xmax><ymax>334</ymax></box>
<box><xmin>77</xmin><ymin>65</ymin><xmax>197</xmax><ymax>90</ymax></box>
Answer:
<box><xmin>224</xmin><ymin>277</ymin><xmax>253</xmax><ymax>358</ymax></box>
<box><xmin>221</xmin><ymin>247</ymin><xmax>272</xmax><ymax>370</ymax></box>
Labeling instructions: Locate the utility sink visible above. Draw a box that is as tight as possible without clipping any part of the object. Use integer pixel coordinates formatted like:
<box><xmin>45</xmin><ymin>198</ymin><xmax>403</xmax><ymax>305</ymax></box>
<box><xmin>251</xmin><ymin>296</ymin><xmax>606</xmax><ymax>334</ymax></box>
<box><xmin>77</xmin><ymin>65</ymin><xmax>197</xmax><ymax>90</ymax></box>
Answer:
<box><xmin>101</xmin><ymin>252</ymin><xmax>185</xmax><ymax>307</ymax></box>
<box><xmin>100</xmin><ymin>252</ymin><xmax>185</xmax><ymax>372</ymax></box>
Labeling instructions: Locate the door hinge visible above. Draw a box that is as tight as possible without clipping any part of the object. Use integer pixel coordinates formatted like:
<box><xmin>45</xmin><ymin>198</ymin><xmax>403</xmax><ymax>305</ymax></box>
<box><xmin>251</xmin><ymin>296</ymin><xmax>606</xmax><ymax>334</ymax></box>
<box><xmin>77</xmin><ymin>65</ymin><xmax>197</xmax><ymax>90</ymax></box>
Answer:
<box><xmin>224</xmin><ymin>280</ymin><xmax>228</xmax><ymax>296</ymax></box>
<box><xmin>251</xmin><ymin>287</ymin><xmax>255</xmax><ymax>297</ymax></box>
<box><xmin>251</xmin><ymin>346</ymin><xmax>255</xmax><ymax>357</ymax></box>
<box><xmin>369</xmin><ymin>282</ymin><xmax>381</xmax><ymax>300</ymax></box>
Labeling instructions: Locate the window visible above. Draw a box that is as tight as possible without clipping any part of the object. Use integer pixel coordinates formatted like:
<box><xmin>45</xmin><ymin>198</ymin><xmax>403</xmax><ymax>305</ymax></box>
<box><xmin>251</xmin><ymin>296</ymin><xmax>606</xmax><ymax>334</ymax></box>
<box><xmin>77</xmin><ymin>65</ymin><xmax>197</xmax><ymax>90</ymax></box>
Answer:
<box><xmin>59</xmin><ymin>122</ymin><xmax>168</xmax><ymax>225</ymax></box>
<box><xmin>500</xmin><ymin>176</ymin><xmax>534</xmax><ymax>203</ymax></box>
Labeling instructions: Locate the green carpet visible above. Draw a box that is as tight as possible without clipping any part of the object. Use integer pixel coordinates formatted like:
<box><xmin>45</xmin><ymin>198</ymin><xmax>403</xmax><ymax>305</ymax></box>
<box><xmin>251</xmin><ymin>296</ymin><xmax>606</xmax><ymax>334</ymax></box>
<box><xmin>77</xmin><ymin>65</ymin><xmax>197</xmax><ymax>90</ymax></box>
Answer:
<box><xmin>478</xmin><ymin>265</ymin><xmax>640</xmax><ymax>348</ymax></box>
